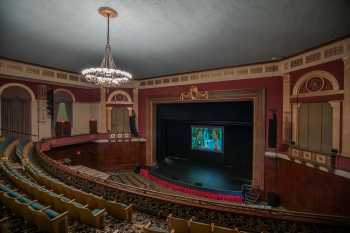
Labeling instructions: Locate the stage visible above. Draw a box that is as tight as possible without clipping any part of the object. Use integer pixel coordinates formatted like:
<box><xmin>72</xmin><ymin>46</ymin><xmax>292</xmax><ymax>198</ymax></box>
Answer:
<box><xmin>151</xmin><ymin>157</ymin><xmax>249</xmax><ymax>195</ymax></box>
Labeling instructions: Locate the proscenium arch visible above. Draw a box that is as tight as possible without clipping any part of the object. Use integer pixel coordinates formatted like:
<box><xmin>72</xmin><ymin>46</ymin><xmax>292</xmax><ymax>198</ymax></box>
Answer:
<box><xmin>107</xmin><ymin>90</ymin><xmax>133</xmax><ymax>104</ymax></box>
<box><xmin>0</xmin><ymin>83</ymin><xmax>37</xmax><ymax>141</ymax></box>
<box><xmin>292</xmin><ymin>70</ymin><xmax>340</xmax><ymax>95</ymax></box>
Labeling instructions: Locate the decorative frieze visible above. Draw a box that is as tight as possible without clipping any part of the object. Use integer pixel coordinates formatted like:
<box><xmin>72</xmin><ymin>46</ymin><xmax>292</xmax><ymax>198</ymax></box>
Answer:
<box><xmin>180</xmin><ymin>86</ymin><xmax>208</xmax><ymax>101</ymax></box>
<box><xmin>290</xmin><ymin>58</ymin><xmax>303</xmax><ymax>68</ymax></box>
<box><xmin>305</xmin><ymin>52</ymin><xmax>321</xmax><ymax>64</ymax></box>
<box><xmin>42</xmin><ymin>69</ymin><xmax>55</xmax><ymax>77</ymax></box>
<box><xmin>0</xmin><ymin>59</ymin><xmax>95</xmax><ymax>88</ymax></box>
<box><xmin>289</xmin><ymin>147</ymin><xmax>334</xmax><ymax>170</ymax></box>
<box><xmin>324</xmin><ymin>45</ymin><xmax>344</xmax><ymax>58</ymax></box>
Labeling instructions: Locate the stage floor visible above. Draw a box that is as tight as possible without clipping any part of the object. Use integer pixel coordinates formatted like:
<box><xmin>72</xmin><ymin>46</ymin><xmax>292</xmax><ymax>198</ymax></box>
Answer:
<box><xmin>152</xmin><ymin>158</ymin><xmax>250</xmax><ymax>193</ymax></box>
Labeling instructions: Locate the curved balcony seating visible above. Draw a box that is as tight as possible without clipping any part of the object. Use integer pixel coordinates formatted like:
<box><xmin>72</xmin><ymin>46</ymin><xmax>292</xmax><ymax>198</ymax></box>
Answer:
<box><xmin>0</xmin><ymin>182</ymin><xmax>68</xmax><ymax>233</ymax></box>
<box><xmin>1</xmin><ymin>161</ymin><xmax>106</xmax><ymax>228</ymax></box>
<box><xmin>25</xmin><ymin>160</ymin><xmax>134</xmax><ymax>221</ymax></box>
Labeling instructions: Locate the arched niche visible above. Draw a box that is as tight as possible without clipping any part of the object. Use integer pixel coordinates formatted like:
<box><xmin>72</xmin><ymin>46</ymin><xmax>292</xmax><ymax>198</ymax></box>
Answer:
<box><xmin>0</xmin><ymin>83</ymin><xmax>37</xmax><ymax>140</ymax></box>
<box><xmin>107</xmin><ymin>90</ymin><xmax>133</xmax><ymax>105</ymax></box>
<box><xmin>292</xmin><ymin>70</ymin><xmax>340</xmax><ymax>96</ymax></box>
<box><xmin>291</xmin><ymin>70</ymin><xmax>341</xmax><ymax>151</ymax></box>
<box><xmin>54</xmin><ymin>89</ymin><xmax>75</xmax><ymax>136</ymax></box>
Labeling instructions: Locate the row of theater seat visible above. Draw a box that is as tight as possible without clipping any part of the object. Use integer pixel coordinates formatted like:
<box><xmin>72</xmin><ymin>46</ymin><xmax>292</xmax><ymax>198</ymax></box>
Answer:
<box><xmin>0</xmin><ymin>182</ymin><xmax>68</xmax><ymax>233</ymax></box>
<box><xmin>143</xmin><ymin>214</ymin><xmax>253</xmax><ymax>233</ymax></box>
<box><xmin>10</xmin><ymin>137</ymin><xmax>135</xmax><ymax>223</ymax></box>
<box><xmin>8</xmin><ymin>139</ymin><xmax>263</xmax><ymax>233</ymax></box>
<box><xmin>25</xmin><ymin>159</ymin><xmax>134</xmax><ymax>222</ymax></box>
<box><xmin>1</xmin><ymin>161</ymin><xmax>106</xmax><ymax>227</ymax></box>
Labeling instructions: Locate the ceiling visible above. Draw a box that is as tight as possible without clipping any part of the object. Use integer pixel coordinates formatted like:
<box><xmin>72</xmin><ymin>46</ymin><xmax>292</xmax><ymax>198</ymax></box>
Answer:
<box><xmin>0</xmin><ymin>0</ymin><xmax>349</xmax><ymax>80</ymax></box>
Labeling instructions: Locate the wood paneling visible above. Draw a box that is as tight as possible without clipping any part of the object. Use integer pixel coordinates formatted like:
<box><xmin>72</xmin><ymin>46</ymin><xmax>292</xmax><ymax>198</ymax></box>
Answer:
<box><xmin>265</xmin><ymin>157</ymin><xmax>350</xmax><ymax>216</ymax></box>
<box><xmin>47</xmin><ymin>141</ymin><xmax>146</xmax><ymax>171</ymax></box>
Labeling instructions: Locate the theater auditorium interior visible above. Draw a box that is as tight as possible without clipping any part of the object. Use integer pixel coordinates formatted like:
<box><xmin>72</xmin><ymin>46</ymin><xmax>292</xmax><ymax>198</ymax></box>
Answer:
<box><xmin>0</xmin><ymin>1</ymin><xmax>350</xmax><ymax>233</ymax></box>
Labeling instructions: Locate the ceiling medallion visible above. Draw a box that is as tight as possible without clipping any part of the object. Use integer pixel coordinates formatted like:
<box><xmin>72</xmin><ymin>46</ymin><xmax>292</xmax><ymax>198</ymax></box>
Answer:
<box><xmin>82</xmin><ymin>7</ymin><xmax>132</xmax><ymax>87</ymax></box>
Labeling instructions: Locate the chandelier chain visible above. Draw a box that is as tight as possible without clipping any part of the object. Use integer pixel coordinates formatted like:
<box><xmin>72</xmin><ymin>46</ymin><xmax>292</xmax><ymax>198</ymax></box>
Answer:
<box><xmin>81</xmin><ymin>7</ymin><xmax>132</xmax><ymax>87</ymax></box>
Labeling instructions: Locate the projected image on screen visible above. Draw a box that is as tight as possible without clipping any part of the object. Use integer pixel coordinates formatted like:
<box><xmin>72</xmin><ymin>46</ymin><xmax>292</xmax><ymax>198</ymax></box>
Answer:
<box><xmin>191</xmin><ymin>126</ymin><xmax>224</xmax><ymax>153</ymax></box>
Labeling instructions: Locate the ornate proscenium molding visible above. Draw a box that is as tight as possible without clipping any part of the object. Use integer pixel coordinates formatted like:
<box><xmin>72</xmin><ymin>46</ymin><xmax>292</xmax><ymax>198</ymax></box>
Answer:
<box><xmin>180</xmin><ymin>86</ymin><xmax>208</xmax><ymax>101</ymax></box>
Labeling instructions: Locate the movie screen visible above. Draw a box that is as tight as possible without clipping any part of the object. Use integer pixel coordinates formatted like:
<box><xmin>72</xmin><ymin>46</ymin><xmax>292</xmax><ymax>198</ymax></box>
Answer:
<box><xmin>191</xmin><ymin>126</ymin><xmax>224</xmax><ymax>153</ymax></box>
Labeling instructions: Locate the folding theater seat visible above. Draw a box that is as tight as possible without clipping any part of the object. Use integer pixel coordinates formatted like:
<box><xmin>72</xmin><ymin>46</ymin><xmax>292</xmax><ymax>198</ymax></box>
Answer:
<box><xmin>188</xmin><ymin>219</ymin><xmax>212</xmax><ymax>233</ymax></box>
<box><xmin>167</xmin><ymin>214</ymin><xmax>190</xmax><ymax>233</ymax></box>
<box><xmin>78</xmin><ymin>206</ymin><xmax>105</xmax><ymax>228</ymax></box>
<box><xmin>0</xmin><ymin>216</ymin><xmax>9</xmax><ymax>233</ymax></box>
<box><xmin>106</xmin><ymin>200</ymin><xmax>134</xmax><ymax>221</ymax></box>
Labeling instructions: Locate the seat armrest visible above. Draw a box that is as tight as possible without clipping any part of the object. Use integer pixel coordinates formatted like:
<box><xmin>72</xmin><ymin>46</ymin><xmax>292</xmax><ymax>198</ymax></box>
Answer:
<box><xmin>50</xmin><ymin>210</ymin><xmax>69</xmax><ymax>222</ymax></box>
<box><xmin>93</xmin><ymin>208</ymin><xmax>106</xmax><ymax>216</ymax></box>
<box><xmin>41</xmin><ymin>205</ymin><xmax>51</xmax><ymax>211</ymax></box>
<box><xmin>125</xmin><ymin>204</ymin><xmax>133</xmax><ymax>211</ymax></box>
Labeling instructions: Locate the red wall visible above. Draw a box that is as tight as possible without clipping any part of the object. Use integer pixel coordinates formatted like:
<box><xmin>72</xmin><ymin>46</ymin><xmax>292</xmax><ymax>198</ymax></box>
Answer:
<box><xmin>138</xmin><ymin>76</ymin><xmax>284</xmax><ymax>151</ymax></box>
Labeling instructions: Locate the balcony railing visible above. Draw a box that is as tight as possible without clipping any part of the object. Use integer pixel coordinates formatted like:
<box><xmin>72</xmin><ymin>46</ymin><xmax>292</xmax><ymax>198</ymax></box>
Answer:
<box><xmin>288</xmin><ymin>145</ymin><xmax>336</xmax><ymax>171</ymax></box>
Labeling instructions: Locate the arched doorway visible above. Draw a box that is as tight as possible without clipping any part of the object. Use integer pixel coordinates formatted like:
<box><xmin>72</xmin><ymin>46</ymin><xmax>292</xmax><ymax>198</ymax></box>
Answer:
<box><xmin>0</xmin><ymin>86</ymin><xmax>32</xmax><ymax>139</ymax></box>
<box><xmin>54</xmin><ymin>90</ymin><xmax>74</xmax><ymax>137</ymax></box>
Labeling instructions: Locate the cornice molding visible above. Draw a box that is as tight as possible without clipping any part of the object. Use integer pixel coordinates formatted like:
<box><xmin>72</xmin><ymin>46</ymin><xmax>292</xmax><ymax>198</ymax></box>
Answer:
<box><xmin>139</xmin><ymin>37</ymin><xmax>350</xmax><ymax>89</ymax></box>
<box><xmin>1</xmin><ymin>37</ymin><xmax>349</xmax><ymax>89</ymax></box>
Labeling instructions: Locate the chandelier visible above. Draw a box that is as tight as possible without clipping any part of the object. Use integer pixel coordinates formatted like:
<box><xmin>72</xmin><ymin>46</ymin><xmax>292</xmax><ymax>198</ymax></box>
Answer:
<box><xmin>82</xmin><ymin>7</ymin><xmax>132</xmax><ymax>87</ymax></box>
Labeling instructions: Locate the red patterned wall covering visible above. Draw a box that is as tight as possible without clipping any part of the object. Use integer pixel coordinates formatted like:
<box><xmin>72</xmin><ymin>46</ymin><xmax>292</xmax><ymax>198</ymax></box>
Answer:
<box><xmin>289</xmin><ymin>59</ymin><xmax>344</xmax><ymax>93</ymax></box>
<box><xmin>0</xmin><ymin>77</ymin><xmax>100</xmax><ymax>102</ymax></box>
<box><xmin>138</xmin><ymin>76</ymin><xmax>284</xmax><ymax>151</ymax></box>
<box><xmin>265</xmin><ymin>157</ymin><xmax>350</xmax><ymax>216</ymax></box>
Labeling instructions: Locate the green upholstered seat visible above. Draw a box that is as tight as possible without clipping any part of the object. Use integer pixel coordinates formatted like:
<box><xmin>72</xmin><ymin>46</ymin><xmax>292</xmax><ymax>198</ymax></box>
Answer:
<box><xmin>43</xmin><ymin>209</ymin><xmax>59</xmax><ymax>219</ymax></box>
<box><xmin>0</xmin><ymin>185</ymin><xmax>11</xmax><ymax>192</ymax></box>
<box><xmin>18</xmin><ymin>196</ymin><xmax>31</xmax><ymax>204</ymax></box>
<box><xmin>30</xmin><ymin>202</ymin><xmax>45</xmax><ymax>210</ymax></box>
<box><xmin>73</xmin><ymin>202</ymin><xmax>84</xmax><ymax>208</ymax></box>
<box><xmin>8</xmin><ymin>191</ymin><xmax>21</xmax><ymax>198</ymax></box>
